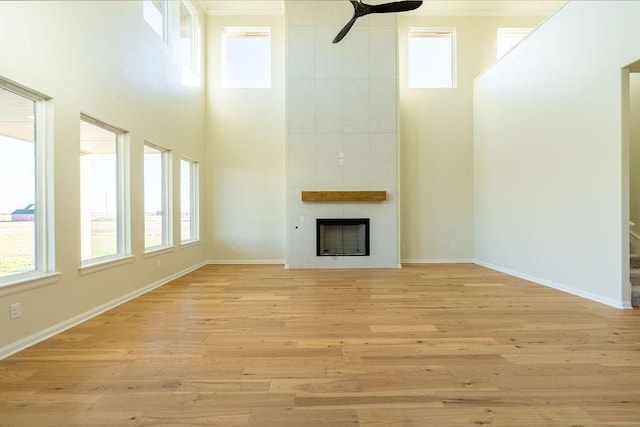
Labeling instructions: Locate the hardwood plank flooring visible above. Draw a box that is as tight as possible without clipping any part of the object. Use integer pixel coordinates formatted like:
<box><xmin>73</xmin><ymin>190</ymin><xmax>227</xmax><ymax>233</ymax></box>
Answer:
<box><xmin>1</xmin><ymin>264</ymin><xmax>639</xmax><ymax>426</ymax></box>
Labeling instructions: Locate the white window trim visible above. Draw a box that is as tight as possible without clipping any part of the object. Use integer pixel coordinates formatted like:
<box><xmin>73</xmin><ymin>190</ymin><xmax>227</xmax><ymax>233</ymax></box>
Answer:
<box><xmin>179</xmin><ymin>0</ymin><xmax>201</xmax><ymax>81</ymax></box>
<box><xmin>144</xmin><ymin>141</ymin><xmax>173</xmax><ymax>253</ymax></box>
<box><xmin>180</xmin><ymin>157</ymin><xmax>200</xmax><ymax>244</ymax></box>
<box><xmin>79</xmin><ymin>114</ymin><xmax>131</xmax><ymax>267</ymax></box>
<box><xmin>78</xmin><ymin>255</ymin><xmax>135</xmax><ymax>276</ymax></box>
<box><xmin>0</xmin><ymin>78</ymin><xmax>59</xmax><ymax>294</ymax></box>
<box><xmin>408</xmin><ymin>27</ymin><xmax>457</xmax><ymax>89</ymax></box>
<box><xmin>143</xmin><ymin>0</ymin><xmax>170</xmax><ymax>42</ymax></box>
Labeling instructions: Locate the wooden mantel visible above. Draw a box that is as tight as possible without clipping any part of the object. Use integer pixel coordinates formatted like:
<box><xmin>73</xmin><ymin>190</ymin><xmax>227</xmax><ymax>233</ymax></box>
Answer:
<box><xmin>301</xmin><ymin>191</ymin><xmax>386</xmax><ymax>202</ymax></box>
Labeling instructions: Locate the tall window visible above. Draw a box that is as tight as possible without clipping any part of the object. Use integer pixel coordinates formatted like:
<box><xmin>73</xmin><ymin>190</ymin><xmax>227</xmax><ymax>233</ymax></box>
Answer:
<box><xmin>0</xmin><ymin>81</ymin><xmax>52</xmax><ymax>283</ymax></box>
<box><xmin>143</xmin><ymin>0</ymin><xmax>168</xmax><ymax>41</ymax></box>
<box><xmin>180</xmin><ymin>1</ymin><xmax>199</xmax><ymax>81</ymax></box>
<box><xmin>408</xmin><ymin>28</ymin><xmax>456</xmax><ymax>89</ymax></box>
<box><xmin>222</xmin><ymin>27</ymin><xmax>271</xmax><ymax>88</ymax></box>
<box><xmin>180</xmin><ymin>158</ymin><xmax>199</xmax><ymax>243</ymax></box>
<box><xmin>497</xmin><ymin>28</ymin><xmax>532</xmax><ymax>59</ymax></box>
<box><xmin>144</xmin><ymin>143</ymin><xmax>171</xmax><ymax>251</ymax></box>
<box><xmin>80</xmin><ymin>116</ymin><xmax>129</xmax><ymax>264</ymax></box>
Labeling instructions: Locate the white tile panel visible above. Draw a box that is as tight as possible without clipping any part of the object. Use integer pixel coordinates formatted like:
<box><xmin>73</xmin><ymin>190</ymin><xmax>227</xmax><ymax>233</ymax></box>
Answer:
<box><xmin>342</xmin><ymin>133</ymin><xmax>370</xmax><ymax>186</ymax></box>
<box><xmin>314</xmin><ymin>134</ymin><xmax>343</xmax><ymax>186</ymax></box>
<box><xmin>342</xmin><ymin>80</ymin><xmax>370</xmax><ymax>133</ymax></box>
<box><xmin>287</xmin><ymin>79</ymin><xmax>315</xmax><ymax>133</ymax></box>
<box><xmin>369</xmin><ymin>79</ymin><xmax>397</xmax><ymax>133</ymax></box>
<box><xmin>315</xmin><ymin>79</ymin><xmax>342</xmax><ymax>132</ymax></box>
<box><xmin>315</xmin><ymin>26</ymin><xmax>343</xmax><ymax>80</ymax></box>
<box><xmin>287</xmin><ymin>26</ymin><xmax>316</xmax><ymax>79</ymax></box>
<box><xmin>370</xmin><ymin>133</ymin><xmax>397</xmax><ymax>187</ymax></box>
<box><xmin>288</xmin><ymin>133</ymin><xmax>316</xmax><ymax>187</ymax></box>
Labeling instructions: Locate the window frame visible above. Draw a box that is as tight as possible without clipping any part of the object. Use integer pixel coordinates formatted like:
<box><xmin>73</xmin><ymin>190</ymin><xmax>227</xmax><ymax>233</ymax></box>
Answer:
<box><xmin>0</xmin><ymin>78</ymin><xmax>59</xmax><ymax>296</ymax></box>
<box><xmin>222</xmin><ymin>27</ymin><xmax>272</xmax><ymax>89</ymax></box>
<box><xmin>143</xmin><ymin>141</ymin><xmax>173</xmax><ymax>253</ymax></box>
<box><xmin>143</xmin><ymin>0</ymin><xmax>169</xmax><ymax>42</ymax></box>
<box><xmin>180</xmin><ymin>157</ymin><xmax>199</xmax><ymax>245</ymax></box>
<box><xmin>407</xmin><ymin>27</ymin><xmax>457</xmax><ymax>89</ymax></box>
<box><xmin>79</xmin><ymin>114</ymin><xmax>131</xmax><ymax>272</ymax></box>
<box><xmin>179</xmin><ymin>0</ymin><xmax>200</xmax><ymax>82</ymax></box>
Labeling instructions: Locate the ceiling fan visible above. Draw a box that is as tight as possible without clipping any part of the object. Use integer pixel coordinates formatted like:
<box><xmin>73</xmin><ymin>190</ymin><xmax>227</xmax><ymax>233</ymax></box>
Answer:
<box><xmin>333</xmin><ymin>0</ymin><xmax>424</xmax><ymax>44</ymax></box>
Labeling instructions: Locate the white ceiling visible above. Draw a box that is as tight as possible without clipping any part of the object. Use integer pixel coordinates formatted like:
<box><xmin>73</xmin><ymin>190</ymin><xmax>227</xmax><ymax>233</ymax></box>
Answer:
<box><xmin>198</xmin><ymin>0</ymin><xmax>567</xmax><ymax>16</ymax></box>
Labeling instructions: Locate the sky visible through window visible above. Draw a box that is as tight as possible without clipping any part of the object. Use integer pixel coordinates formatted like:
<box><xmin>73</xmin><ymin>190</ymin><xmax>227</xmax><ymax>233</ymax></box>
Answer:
<box><xmin>0</xmin><ymin>135</ymin><xmax>34</xmax><ymax>214</ymax></box>
<box><xmin>223</xmin><ymin>29</ymin><xmax>271</xmax><ymax>88</ymax></box>
<box><xmin>0</xmin><ymin>140</ymin><xmax>162</xmax><ymax>216</ymax></box>
<box><xmin>144</xmin><ymin>150</ymin><xmax>163</xmax><ymax>214</ymax></box>
<box><xmin>408</xmin><ymin>30</ymin><xmax>454</xmax><ymax>88</ymax></box>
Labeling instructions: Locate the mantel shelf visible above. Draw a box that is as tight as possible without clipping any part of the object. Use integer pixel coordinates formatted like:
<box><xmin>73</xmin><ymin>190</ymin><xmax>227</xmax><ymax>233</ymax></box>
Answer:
<box><xmin>301</xmin><ymin>191</ymin><xmax>387</xmax><ymax>202</ymax></box>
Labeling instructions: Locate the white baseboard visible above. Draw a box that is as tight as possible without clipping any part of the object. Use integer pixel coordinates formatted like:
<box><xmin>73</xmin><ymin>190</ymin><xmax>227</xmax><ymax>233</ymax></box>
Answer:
<box><xmin>0</xmin><ymin>261</ymin><xmax>208</xmax><ymax>361</ymax></box>
<box><xmin>474</xmin><ymin>259</ymin><xmax>631</xmax><ymax>309</ymax></box>
<box><xmin>207</xmin><ymin>259</ymin><xmax>286</xmax><ymax>265</ymax></box>
<box><xmin>401</xmin><ymin>258</ymin><xmax>474</xmax><ymax>264</ymax></box>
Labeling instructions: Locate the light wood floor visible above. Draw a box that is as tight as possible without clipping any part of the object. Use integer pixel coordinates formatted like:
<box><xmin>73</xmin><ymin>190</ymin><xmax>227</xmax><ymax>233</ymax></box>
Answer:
<box><xmin>1</xmin><ymin>264</ymin><xmax>639</xmax><ymax>426</ymax></box>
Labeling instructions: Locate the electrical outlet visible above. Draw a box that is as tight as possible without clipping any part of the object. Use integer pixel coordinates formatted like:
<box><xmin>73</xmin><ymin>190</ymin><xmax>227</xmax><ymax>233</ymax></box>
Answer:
<box><xmin>10</xmin><ymin>303</ymin><xmax>21</xmax><ymax>320</ymax></box>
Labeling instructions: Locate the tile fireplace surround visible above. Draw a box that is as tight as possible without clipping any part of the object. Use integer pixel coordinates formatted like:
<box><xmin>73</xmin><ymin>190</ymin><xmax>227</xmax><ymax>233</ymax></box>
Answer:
<box><xmin>285</xmin><ymin>1</ymin><xmax>399</xmax><ymax>269</ymax></box>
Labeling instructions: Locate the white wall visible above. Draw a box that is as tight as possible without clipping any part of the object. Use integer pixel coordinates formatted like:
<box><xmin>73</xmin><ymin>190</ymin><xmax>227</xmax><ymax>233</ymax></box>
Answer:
<box><xmin>0</xmin><ymin>1</ymin><xmax>207</xmax><ymax>356</ymax></box>
<box><xmin>285</xmin><ymin>1</ymin><xmax>399</xmax><ymax>268</ymax></box>
<box><xmin>205</xmin><ymin>14</ymin><xmax>286</xmax><ymax>263</ymax></box>
<box><xmin>397</xmin><ymin>14</ymin><xmax>544</xmax><ymax>263</ymax></box>
<box><xmin>474</xmin><ymin>0</ymin><xmax>640</xmax><ymax>308</ymax></box>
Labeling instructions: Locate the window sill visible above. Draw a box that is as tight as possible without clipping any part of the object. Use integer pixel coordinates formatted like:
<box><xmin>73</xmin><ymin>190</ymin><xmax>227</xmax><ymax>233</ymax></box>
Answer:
<box><xmin>143</xmin><ymin>246</ymin><xmax>175</xmax><ymax>258</ymax></box>
<box><xmin>180</xmin><ymin>239</ymin><xmax>201</xmax><ymax>248</ymax></box>
<box><xmin>0</xmin><ymin>272</ymin><xmax>61</xmax><ymax>298</ymax></box>
<box><xmin>79</xmin><ymin>255</ymin><xmax>135</xmax><ymax>276</ymax></box>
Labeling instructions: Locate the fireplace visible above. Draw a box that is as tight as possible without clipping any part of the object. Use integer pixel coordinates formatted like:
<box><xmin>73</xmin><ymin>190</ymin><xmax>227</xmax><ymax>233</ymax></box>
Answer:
<box><xmin>316</xmin><ymin>218</ymin><xmax>370</xmax><ymax>256</ymax></box>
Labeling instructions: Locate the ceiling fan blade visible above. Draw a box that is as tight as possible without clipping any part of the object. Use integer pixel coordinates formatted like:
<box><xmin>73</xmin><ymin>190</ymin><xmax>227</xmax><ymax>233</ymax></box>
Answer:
<box><xmin>369</xmin><ymin>0</ymin><xmax>423</xmax><ymax>14</ymax></box>
<box><xmin>332</xmin><ymin>15</ymin><xmax>359</xmax><ymax>44</ymax></box>
<box><xmin>332</xmin><ymin>0</ymin><xmax>423</xmax><ymax>44</ymax></box>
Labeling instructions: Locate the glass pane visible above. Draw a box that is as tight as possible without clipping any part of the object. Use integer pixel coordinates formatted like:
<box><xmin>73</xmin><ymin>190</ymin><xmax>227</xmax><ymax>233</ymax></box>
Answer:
<box><xmin>144</xmin><ymin>145</ymin><xmax>164</xmax><ymax>249</ymax></box>
<box><xmin>224</xmin><ymin>30</ymin><xmax>271</xmax><ymax>88</ymax></box>
<box><xmin>180</xmin><ymin>1</ymin><xmax>195</xmax><ymax>71</ymax></box>
<box><xmin>80</xmin><ymin>120</ymin><xmax>118</xmax><ymax>261</ymax></box>
<box><xmin>0</xmin><ymin>88</ymin><xmax>36</xmax><ymax>275</ymax></box>
<box><xmin>408</xmin><ymin>32</ymin><xmax>453</xmax><ymax>88</ymax></box>
<box><xmin>143</xmin><ymin>0</ymin><xmax>165</xmax><ymax>39</ymax></box>
<box><xmin>180</xmin><ymin>159</ymin><xmax>192</xmax><ymax>242</ymax></box>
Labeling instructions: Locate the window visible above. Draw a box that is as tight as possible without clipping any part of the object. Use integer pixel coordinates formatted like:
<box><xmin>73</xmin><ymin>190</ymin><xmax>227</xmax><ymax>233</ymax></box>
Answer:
<box><xmin>0</xmin><ymin>80</ymin><xmax>54</xmax><ymax>285</ymax></box>
<box><xmin>222</xmin><ymin>27</ymin><xmax>271</xmax><ymax>88</ymax></box>
<box><xmin>144</xmin><ymin>143</ymin><xmax>171</xmax><ymax>251</ymax></box>
<box><xmin>143</xmin><ymin>0</ymin><xmax>168</xmax><ymax>41</ymax></box>
<box><xmin>179</xmin><ymin>1</ymin><xmax>199</xmax><ymax>83</ymax></box>
<box><xmin>180</xmin><ymin>158</ymin><xmax>199</xmax><ymax>243</ymax></box>
<box><xmin>497</xmin><ymin>28</ymin><xmax>532</xmax><ymax>59</ymax></box>
<box><xmin>80</xmin><ymin>116</ymin><xmax>129</xmax><ymax>264</ymax></box>
<box><xmin>408</xmin><ymin>28</ymin><xmax>456</xmax><ymax>89</ymax></box>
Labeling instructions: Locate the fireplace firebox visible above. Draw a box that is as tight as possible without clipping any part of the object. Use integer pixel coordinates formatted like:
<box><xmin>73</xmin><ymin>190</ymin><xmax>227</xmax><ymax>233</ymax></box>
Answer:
<box><xmin>316</xmin><ymin>218</ymin><xmax>370</xmax><ymax>256</ymax></box>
